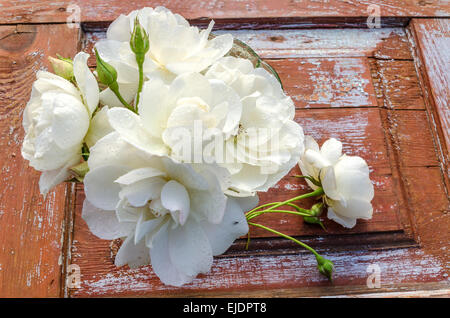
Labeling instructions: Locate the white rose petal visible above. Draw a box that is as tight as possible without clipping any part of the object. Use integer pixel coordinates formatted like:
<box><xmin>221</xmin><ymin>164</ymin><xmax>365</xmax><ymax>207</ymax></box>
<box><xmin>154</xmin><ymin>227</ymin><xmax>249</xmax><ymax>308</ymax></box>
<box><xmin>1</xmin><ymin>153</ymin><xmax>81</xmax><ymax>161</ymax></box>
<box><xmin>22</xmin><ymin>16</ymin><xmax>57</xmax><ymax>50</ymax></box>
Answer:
<box><xmin>119</xmin><ymin>177</ymin><xmax>166</xmax><ymax>207</ymax></box>
<box><xmin>115</xmin><ymin>234</ymin><xmax>151</xmax><ymax>269</ymax></box>
<box><xmin>168</xmin><ymin>219</ymin><xmax>213</xmax><ymax>277</ymax></box>
<box><xmin>39</xmin><ymin>156</ymin><xmax>80</xmax><ymax>196</ymax></box>
<box><xmin>107</xmin><ymin>107</ymin><xmax>168</xmax><ymax>156</ymax></box>
<box><xmin>51</xmin><ymin>94</ymin><xmax>90</xmax><ymax>149</ymax></box>
<box><xmin>73</xmin><ymin>52</ymin><xmax>99</xmax><ymax>115</ymax></box>
<box><xmin>87</xmin><ymin>132</ymin><xmax>151</xmax><ymax>171</ymax></box>
<box><xmin>84</xmin><ymin>106</ymin><xmax>114</xmax><ymax>148</ymax></box>
<box><xmin>161</xmin><ymin>180</ymin><xmax>190</xmax><ymax>226</ymax></box>
<box><xmin>82</xmin><ymin>199</ymin><xmax>134</xmax><ymax>240</ymax></box>
<box><xmin>201</xmin><ymin>196</ymin><xmax>252</xmax><ymax>256</ymax></box>
<box><xmin>115</xmin><ymin>167</ymin><xmax>166</xmax><ymax>185</ymax></box>
<box><xmin>150</xmin><ymin>222</ymin><xmax>194</xmax><ymax>286</ymax></box>
<box><xmin>84</xmin><ymin>164</ymin><xmax>129</xmax><ymax>210</ymax></box>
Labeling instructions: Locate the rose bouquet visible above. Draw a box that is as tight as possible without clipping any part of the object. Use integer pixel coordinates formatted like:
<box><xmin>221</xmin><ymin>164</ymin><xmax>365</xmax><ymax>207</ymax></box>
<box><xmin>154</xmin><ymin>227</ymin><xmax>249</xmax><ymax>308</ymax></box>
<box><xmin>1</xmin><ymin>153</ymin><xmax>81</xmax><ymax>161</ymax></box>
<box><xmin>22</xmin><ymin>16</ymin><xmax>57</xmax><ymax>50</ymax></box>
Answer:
<box><xmin>21</xmin><ymin>6</ymin><xmax>374</xmax><ymax>286</ymax></box>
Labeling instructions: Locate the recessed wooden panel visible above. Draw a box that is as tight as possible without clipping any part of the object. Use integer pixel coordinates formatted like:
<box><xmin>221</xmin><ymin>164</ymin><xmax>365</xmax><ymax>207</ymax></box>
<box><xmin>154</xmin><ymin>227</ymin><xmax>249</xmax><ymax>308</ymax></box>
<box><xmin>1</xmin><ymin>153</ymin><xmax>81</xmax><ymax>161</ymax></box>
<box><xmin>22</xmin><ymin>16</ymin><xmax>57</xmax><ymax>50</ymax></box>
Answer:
<box><xmin>65</xmin><ymin>22</ymin><xmax>450</xmax><ymax>297</ymax></box>
<box><xmin>253</xmin><ymin>108</ymin><xmax>401</xmax><ymax>238</ymax></box>
<box><xmin>0</xmin><ymin>24</ymin><xmax>80</xmax><ymax>298</ymax></box>
<box><xmin>273</xmin><ymin>58</ymin><xmax>378</xmax><ymax>108</ymax></box>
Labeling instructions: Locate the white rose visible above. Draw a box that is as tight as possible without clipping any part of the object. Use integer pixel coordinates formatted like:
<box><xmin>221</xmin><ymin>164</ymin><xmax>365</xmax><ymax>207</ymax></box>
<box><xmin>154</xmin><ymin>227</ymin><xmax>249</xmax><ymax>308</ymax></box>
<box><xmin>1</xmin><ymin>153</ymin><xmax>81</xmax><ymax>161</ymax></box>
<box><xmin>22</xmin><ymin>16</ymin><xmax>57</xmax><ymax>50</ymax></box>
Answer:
<box><xmin>21</xmin><ymin>52</ymin><xmax>99</xmax><ymax>194</ymax></box>
<box><xmin>299</xmin><ymin>136</ymin><xmax>374</xmax><ymax>228</ymax></box>
<box><xmin>205</xmin><ymin>57</ymin><xmax>305</xmax><ymax>196</ymax></box>
<box><xmin>106</xmin><ymin>72</ymin><xmax>242</xmax><ymax>158</ymax></box>
<box><xmin>82</xmin><ymin>132</ymin><xmax>257</xmax><ymax>286</ymax></box>
<box><xmin>95</xmin><ymin>6</ymin><xmax>233</xmax><ymax>107</ymax></box>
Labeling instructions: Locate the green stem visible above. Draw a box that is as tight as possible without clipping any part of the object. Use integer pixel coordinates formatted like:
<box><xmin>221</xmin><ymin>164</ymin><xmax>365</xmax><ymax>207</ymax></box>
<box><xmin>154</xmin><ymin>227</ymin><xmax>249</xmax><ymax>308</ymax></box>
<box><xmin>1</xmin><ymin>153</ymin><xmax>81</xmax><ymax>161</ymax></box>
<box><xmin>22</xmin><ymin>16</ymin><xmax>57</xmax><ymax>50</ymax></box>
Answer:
<box><xmin>246</xmin><ymin>202</ymin><xmax>280</xmax><ymax>215</ymax></box>
<box><xmin>246</xmin><ymin>203</ymin><xmax>311</xmax><ymax>220</ymax></box>
<box><xmin>135</xmin><ymin>59</ymin><xmax>144</xmax><ymax>108</ymax></box>
<box><xmin>247</xmin><ymin>222</ymin><xmax>320</xmax><ymax>258</ymax></box>
<box><xmin>245</xmin><ymin>188</ymin><xmax>324</xmax><ymax>220</ymax></box>
<box><xmin>110</xmin><ymin>82</ymin><xmax>136</xmax><ymax>113</ymax></box>
<box><xmin>247</xmin><ymin>209</ymin><xmax>312</xmax><ymax>221</ymax></box>
<box><xmin>265</xmin><ymin>188</ymin><xmax>324</xmax><ymax>212</ymax></box>
<box><xmin>245</xmin><ymin>228</ymin><xmax>251</xmax><ymax>250</ymax></box>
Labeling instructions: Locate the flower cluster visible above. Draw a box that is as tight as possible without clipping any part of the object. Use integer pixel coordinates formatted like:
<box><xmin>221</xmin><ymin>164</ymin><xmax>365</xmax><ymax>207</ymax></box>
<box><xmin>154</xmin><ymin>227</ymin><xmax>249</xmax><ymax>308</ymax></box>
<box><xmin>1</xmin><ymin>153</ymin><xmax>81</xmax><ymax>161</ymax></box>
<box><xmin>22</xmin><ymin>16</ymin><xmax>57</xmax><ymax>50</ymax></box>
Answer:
<box><xmin>21</xmin><ymin>6</ymin><xmax>374</xmax><ymax>286</ymax></box>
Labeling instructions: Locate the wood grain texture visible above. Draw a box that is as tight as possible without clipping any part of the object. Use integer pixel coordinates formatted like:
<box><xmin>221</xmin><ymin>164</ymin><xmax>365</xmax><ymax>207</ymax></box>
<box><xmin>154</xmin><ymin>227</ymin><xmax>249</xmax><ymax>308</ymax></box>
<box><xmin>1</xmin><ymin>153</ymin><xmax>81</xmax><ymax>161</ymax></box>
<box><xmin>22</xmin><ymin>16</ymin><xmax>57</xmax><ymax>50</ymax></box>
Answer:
<box><xmin>272</xmin><ymin>58</ymin><xmax>378</xmax><ymax>108</ymax></box>
<box><xmin>82</xmin><ymin>28</ymin><xmax>412</xmax><ymax>66</ymax></box>
<box><xmin>218</xmin><ymin>28</ymin><xmax>413</xmax><ymax>59</ymax></box>
<box><xmin>0</xmin><ymin>24</ymin><xmax>80</xmax><ymax>297</ymax></box>
<box><xmin>409</xmin><ymin>19</ymin><xmax>450</xmax><ymax>194</ymax></box>
<box><xmin>0</xmin><ymin>0</ymin><xmax>448</xmax><ymax>25</ymax></box>
<box><xmin>374</xmin><ymin>60</ymin><xmax>426</xmax><ymax>110</ymax></box>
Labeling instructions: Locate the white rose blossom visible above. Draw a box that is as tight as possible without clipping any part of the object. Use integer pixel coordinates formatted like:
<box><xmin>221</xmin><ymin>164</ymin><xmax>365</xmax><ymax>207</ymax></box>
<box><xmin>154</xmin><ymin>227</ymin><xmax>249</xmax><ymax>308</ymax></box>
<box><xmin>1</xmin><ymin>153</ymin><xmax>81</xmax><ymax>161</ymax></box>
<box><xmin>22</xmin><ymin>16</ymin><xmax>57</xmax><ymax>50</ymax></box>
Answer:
<box><xmin>106</xmin><ymin>71</ymin><xmax>243</xmax><ymax>158</ymax></box>
<box><xmin>21</xmin><ymin>52</ymin><xmax>99</xmax><ymax>195</ymax></box>
<box><xmin>95</xmin><ymin>6</ymin><xmax>233</xmax><ymax>107</ymax></box>
<box><xmin>205</xmin><ymin>57</ymin><xmax>305</xmax><ymax>196</ymax></box>
<box><xmin>298</xmin><ymin>136</ymin><xmax>374</xmax><ymax>228</ymax></box>
<box><xmin>82</xmin><ymin>132</ymin><xmax>257</xmax><ymax>286</ymax></box>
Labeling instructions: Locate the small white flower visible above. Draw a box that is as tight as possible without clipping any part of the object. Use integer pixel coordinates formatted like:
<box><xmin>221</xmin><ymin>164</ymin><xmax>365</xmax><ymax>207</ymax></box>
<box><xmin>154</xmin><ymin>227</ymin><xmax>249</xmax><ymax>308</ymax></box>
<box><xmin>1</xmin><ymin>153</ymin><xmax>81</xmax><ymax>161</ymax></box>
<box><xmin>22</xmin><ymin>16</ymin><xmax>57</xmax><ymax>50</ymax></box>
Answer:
<box><xmin>205</xmin><ymin>57</ymin><xmax>304</xmax><ymax>196</ymax></box>
<box><xmin>298</xmin><ymin>136</ymin><xmax>374</xmax><ymax>228</ymax></box>
<box><xmin>21</xmin><ymin>52</ymin><xmax>99</xmax><ymax>195</ymax></box>
<box><xmin>82</xmin><ymin>132</ymin><xmax>257</xmax><ymax>286</ymax></box>
<box><xmin>95</xmin><ymin>6</ymin><xmax>233</xmax><ymax>107</ymax></box>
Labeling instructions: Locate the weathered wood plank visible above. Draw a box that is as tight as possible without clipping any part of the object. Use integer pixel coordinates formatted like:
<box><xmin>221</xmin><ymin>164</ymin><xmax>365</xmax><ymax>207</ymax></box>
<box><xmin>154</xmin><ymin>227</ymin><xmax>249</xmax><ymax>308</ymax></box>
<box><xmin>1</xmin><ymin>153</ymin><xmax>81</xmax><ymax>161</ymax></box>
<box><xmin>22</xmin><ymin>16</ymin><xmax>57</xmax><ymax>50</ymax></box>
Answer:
<box><xmin>220</xmin><ymin>28</ymin><xmax>413</xmax><ymax>59</ymax></box>
<box><xmin>409</xmin><ymin>19</ymin><xmax>450</xmax><ymax>192</ymax></box>
<box><xmin>374</xmin><ymin>60</ymin><xmax>426</xmax><ymax>110</ymax></box>
<box><xmin>82</xmin><ymin>28</ymin><xmax>412</xmax><ymax>67</ymax></box>
<box><xmin>388</xmin><ymin>110</ymin><xmax>441</xmax><ymax>167</ymax></box>
<box><xmin>0</xmin><ymin>24</ymin><xmax>80</xmax><ymax>298</ymax></box>
<box><xmin>0</xmin><ymin>0</ymin><xmax>448</xmax><ymax>25</ymax></box>
<box><xmin>273</xmin><ymin>58</ymin><xmax>378</xmax><ymax>108</ymax></box>
<box><xmin>69</xmin><ymin>241</ymin><xmax>448</xmax><ymax>297</ymax></box>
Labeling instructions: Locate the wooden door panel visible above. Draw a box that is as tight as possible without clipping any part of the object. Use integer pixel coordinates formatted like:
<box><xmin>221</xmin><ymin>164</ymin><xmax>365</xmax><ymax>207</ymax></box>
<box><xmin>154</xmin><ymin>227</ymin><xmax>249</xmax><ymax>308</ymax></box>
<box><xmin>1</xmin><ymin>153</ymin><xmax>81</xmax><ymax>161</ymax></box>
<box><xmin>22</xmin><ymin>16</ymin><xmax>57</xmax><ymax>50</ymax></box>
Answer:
<box><xmin>66</xmin><ymin>24</ymin><xmax>449</xmax><ymax>297</ymax></box>
<box><xmin>0</xmin><ymin>3</ymin><xmax>448</xmax><ymax>298</ymax></box>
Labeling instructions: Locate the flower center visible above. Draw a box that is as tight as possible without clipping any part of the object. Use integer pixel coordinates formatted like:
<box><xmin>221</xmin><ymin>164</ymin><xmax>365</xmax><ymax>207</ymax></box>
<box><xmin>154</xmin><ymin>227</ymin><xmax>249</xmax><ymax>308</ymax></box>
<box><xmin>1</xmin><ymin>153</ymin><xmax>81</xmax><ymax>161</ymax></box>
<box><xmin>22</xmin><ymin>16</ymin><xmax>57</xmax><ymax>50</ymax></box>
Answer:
<box><xmin>177</xmin><ymin>96</ymin><xmax>210</xmax><ymax>112</ymax></box>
